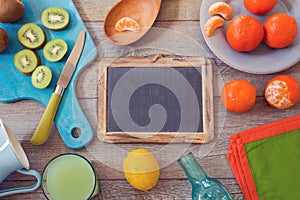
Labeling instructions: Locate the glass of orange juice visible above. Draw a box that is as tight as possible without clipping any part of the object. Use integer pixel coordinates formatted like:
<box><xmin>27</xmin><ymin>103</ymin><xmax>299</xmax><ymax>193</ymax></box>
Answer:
<box><xmin>42</xmin><ymin>153</ymin><xmax>99</xmax><ymax>200</ymax></box>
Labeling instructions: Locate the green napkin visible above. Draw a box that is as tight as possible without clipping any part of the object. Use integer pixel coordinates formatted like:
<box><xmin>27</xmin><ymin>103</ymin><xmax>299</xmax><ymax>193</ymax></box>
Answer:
<box><xmin>227</xmin><ymin>115</ymin><xmax>300</xmax><ymax>200</ymax></box>
<box><xmin>246</xmin><ymin>129</ymin><xmax>300</xmax><ymax>200</ymax></box>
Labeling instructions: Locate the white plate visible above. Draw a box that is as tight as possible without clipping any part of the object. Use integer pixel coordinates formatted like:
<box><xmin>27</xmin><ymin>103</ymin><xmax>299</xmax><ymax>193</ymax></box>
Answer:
<box><xmin>200</xmin><ymin>0</ymin><xmax>300</xmax><ymax>74</ymax></box>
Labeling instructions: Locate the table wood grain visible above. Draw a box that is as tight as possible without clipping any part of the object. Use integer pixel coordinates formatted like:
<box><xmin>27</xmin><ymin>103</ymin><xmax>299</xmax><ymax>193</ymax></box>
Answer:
<box><xmin>1</xmin><ymin>0</ymin><xmax>300</xmax><ymax>199</ymax></box>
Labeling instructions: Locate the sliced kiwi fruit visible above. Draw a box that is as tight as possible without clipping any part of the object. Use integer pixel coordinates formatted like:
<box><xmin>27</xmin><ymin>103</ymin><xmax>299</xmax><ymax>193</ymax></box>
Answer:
<box><xmin>18</xmin><ymin>23</ymin><xmax>45</xmax><ymax>50</ymax></box>
<box><xmin>43</xmin><ymin>38</ymin><xmax>68</xmax><ymax>62</ymax></box>
<box><xmin>31</xmin><ymin>66</ymin><xmax>52</xmax><ymax>89</ymax></box>
<box><xmin>41</xmin><ymin>7</ymin><xmax>69</xmax><ymax>30</ymax></box>
<box><xmin>14</xmin><ymin>49</ymin><xmax>40</xmax><ymax>75</ymax></box>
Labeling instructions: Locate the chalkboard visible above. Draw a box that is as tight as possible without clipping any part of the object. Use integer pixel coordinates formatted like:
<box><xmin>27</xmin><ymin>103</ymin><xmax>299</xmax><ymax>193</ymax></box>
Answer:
<box><xmin>97</xmin><ymin>56</ymin><xmax>214</xmax><ymax>143</ymax></box>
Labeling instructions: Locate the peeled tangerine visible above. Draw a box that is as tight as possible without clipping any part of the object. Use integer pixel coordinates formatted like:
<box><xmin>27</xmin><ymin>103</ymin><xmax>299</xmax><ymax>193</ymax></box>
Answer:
<box><xmin>264</xmin><ymin>75</ymin><xmax>300</xmax><ymax>109</ymax></box>
<box><xmin>115</xmin><ymin>17</ymin><xmax>141</xmax><ymax>32</ymax></box>
<box><xmin>204</xmin><ymin>16</ymin><xmax>225</xmax><ymax>37</ymax></box>
<box><xmin>208</xmin><ymin>2</ymin><xmax>233</xmax><ymax>20</ymax></box>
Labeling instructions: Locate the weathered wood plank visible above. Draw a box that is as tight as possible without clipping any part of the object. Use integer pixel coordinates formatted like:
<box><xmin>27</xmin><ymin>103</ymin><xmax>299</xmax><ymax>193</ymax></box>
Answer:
<box><xmin>73</xmin><ymin>0</ymin><xmax>202</xmax><ymax>22</ymax></box>
<box><xmin>1</xmin><ymin>98</ymin><xmax>298</xmax><ymax>186</ymax></box>
<box><xmin>1</xmin><ymin>96</ymin><xmax>299</xmax><ymax>146</ymax></box>
<box><xmin>84</xmin><ymin>21</ymin><xmax>207</xmax><ymax>51</ymax></box>
<box><xmin>3</xmin><ymin>152</ymin><xmax>234</xmax><ymax>181</ymax></box>
<box><xmin>0</xmin><ymin>179</ymin><xmax>243</xmax><ymax>200</ymax></box>
<box><xmin>76</xmin><ymin>55</ymin><xmax>300</xmax><ymax>99</ymax></box>
<box><xmin>81</xmin><ymin>20</ymin><xmax>300</xmax><ymax>100</ymax></box>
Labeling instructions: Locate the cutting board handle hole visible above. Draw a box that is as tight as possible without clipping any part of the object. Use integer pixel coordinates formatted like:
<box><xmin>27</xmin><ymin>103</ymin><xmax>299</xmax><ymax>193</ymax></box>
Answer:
<box><xmin>71</xmin><ymin>128</ymin><xmax>82</xmax><ymax>138</ymax></box>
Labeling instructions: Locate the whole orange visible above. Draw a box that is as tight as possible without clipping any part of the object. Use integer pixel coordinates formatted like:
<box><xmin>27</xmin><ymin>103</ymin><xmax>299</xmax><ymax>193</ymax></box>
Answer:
<box><xmin>264</xmin><ymin>13</ymin><xmax>298</xmax><ymax>49</ymax></box>
<box><xmin>244</xmin><ymin>0</ymin><xmax>277</xmax><ymax>15</ymax></box>
<box><xmin>264</xmin><ymin>75</ymin><xmax>300</xmax><ymax>109</ymax></box>
<box><xmin>226</xmin><ymin>15</ymin><xmax>264</xmax><ymax>52</ymax></box>
<box><xmin>221</xmin><ymin>79</ymin><xmax>256</xmax><ymax>113</ymax></box>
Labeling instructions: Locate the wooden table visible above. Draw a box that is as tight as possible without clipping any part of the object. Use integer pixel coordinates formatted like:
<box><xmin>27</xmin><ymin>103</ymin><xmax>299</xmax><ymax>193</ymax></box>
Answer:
<box><xmin>1</xmin><ymin>0</ymin><xmax>299</xmax><ymax>199</ymax></box>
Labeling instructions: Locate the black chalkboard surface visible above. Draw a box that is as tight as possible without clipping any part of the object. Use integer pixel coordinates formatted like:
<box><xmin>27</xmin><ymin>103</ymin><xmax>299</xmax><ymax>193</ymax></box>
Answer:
<box><xmin>98</xmin><ymin>56</ymin><xmax>214</xmax><ymax>143</ymax></box>
<box><xmin>107</xmin><ymin>67</ymin><xmax>203</xmax><ymax>132</ymax></box>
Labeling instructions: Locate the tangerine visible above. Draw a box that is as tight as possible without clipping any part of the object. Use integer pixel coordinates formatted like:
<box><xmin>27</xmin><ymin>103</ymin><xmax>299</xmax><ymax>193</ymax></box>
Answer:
<box><xmin>226</xmin><ymin>15</ymin><xmax>264</xmax><ymax>52</ymax></box>
<box><xmin>244</xmin><ymin>0</ymin><xmax>277</xmax><ymax>15</ymax></box>
<box><xmin>204</xmin><ymin>16</ymin><xmax>225</xmax><ymax>37</ymax></box>
<box><xmin>221</xmin><ymin>79</ymin><xmax>256</xmax><ymax>113</ymax></box>
<box><xmin>264</xmin><ymin>13</ymin><xmax>298</xmax><ymax>49</ymax></box>
<box><xmin>208</xmin><ymin>2</ymin><xmax>233</xmax><ymax>20</ymax></box>
<box><xmin>264</xmin><ymin>75</ymin><xmax>300</xmax><ymax>109</ymax></box>
<box><xmin>115</xmin><ymin>17</ymin><xmax>141</xmax><ymax>32</ymax></box>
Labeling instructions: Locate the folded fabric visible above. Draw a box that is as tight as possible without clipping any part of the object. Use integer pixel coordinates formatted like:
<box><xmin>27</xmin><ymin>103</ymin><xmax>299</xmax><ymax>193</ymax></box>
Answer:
<box><xmin>227</xmin><ymin>115</ymin><xmax>300</xmax><ymax>200</ymax></box>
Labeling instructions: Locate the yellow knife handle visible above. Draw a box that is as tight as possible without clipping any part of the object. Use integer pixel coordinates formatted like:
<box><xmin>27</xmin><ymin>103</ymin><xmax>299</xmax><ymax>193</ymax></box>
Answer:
<box><xmin>31</xmin><ymin>92</ymin><xmax>62</xmax><ymax>145</ymax></box>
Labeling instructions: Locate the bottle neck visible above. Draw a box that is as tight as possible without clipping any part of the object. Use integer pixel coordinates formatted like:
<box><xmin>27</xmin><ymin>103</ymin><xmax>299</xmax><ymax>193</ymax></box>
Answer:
<box><xmin>178</xmin><ymin>152</ymin><xmax>208</xmax><ymax>184</ymax></box>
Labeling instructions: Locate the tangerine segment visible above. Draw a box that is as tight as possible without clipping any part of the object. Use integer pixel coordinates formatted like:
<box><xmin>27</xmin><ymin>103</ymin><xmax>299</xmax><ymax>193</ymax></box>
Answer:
<box><xmin>115</xmin><ymin>17</ymin><xmax>141</xmax><ymax>32</ymax></box>
<box><xmin>204</xmin><ymin>16</ymin><xmax>225</xmax><ymax>37</ymax></box>
<box><xmin>264</xmin><ymin>14</ymin><xmax>298</xmax><ymax>49</ymax></box>
<box><xmin>226</xmin><ymin>15</ymin><xmax>264</xmax><ymax>52</ymax></box>
<box><xmin>221</xmin><ymin>79</ymin><xmax>256</xmax><ymax>113</ymax></box>
<box><xmin>244</xmin><ymin>0</ymin><xmax>277</xmax><ymax>15</ymax></box>
<box><xmin>208</xmin><ymin>2</ymin><xmax>233</xmax><ymax>20</ymax></box>
<box><xmin>264</xmin><ymin>75</ymin><xmax>300</xmax><ymax>109</ymax></box>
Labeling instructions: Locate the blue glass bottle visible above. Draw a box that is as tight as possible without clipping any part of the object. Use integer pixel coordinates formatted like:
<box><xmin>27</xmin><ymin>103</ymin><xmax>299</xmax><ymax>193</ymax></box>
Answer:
<box><xmin>178</xmin><ymin>152</ymin><xmax>233</xmax><ymax>200</ymax></box>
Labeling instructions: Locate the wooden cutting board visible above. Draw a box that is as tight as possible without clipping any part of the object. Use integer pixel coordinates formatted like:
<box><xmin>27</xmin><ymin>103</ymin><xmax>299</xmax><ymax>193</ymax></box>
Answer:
<box><xmin>97</xmin><ymin>56</ymin><xmax>214</xmax><ymax>143</ymax></box>
<box><xmin>0</xmin><ymin>0</ymin><xmax>97</xmax><ymax>149</ymax></box>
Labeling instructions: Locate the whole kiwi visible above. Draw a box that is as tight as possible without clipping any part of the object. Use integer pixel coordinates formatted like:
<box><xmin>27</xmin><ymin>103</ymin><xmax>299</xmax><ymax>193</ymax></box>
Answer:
<box><xmin>0</xmin><ymin>28</ymin><xmax>8</xmax><ymax>53</ymax></box>
<box><xmin>0</xmin><ymin>0</ymin><xmax>25</xmax><ymax>23</ymax></box>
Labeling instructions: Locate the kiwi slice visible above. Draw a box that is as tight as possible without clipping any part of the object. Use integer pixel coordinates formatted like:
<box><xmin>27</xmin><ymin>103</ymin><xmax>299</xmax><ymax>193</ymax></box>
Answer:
<box><xmin>41</xmin><ymin>7</ymin><xmax>69</xmax><ymax>30</ymax></box>
<box><xmin>31</xmin><ymin>66</ymin><xmax>52</xmax><ymax>89</ymax></box>
<box><xmin>43</xmin><ymin>39</ymin><xmax>68</xmax><ymax>62</ymax></box>
<box><xmin>18</xmin><ymin>23</ymin><xmax>45</xmax><ymax>50</ymax></box>
<box><xmin>14</xmin><ymin>49</ymin><xmax>40</xmax><ymax>75</ymax></box>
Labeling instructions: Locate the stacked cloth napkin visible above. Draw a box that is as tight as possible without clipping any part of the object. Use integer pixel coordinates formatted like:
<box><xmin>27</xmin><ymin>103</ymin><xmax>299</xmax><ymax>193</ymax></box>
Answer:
<box><xmin>227</xmin><ymin>115</ymin><xmax>300</xmax><ymax>200</ymax></box>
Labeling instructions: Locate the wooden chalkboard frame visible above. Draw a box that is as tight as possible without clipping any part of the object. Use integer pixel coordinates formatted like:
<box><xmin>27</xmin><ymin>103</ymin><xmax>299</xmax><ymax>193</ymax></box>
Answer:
<box><xmin>97</xmin><ymin>56</ymin><xmax>214</xmax><ymax>143</ymax></box>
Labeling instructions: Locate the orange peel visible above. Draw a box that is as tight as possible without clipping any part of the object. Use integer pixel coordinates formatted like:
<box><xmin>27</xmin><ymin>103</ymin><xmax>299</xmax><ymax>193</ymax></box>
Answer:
<box><xmin>204</xmin><ymin>15</ymin><xmax>225</xmax><ymax>37</ymax></box>
<box><xmin>208</xmin><ymin>2</ymin><xmax>233</xmax><ymax>20</ymax></box>
<box><xmin>115</xmin><ymin>17</ymin><xmax>141</xmax><ymax>32</ymax></box>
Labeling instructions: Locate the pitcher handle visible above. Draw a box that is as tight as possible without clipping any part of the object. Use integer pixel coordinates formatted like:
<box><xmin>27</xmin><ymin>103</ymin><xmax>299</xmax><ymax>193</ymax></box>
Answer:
<box><xmin>0</xmin><ymin>169</ymin><xmax>41</xmax><ymax>197</ymax></box>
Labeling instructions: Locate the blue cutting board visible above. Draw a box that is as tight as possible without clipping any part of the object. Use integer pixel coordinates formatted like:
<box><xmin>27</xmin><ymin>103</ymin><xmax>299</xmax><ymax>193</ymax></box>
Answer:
<box><xmin>0</xmin><ymin>0</ymin><xmax>97</xmax><ymax>149</ymax></box>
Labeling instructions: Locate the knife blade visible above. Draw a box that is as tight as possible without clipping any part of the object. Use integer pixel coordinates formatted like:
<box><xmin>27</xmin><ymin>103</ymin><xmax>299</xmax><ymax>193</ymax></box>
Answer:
<box><xmin>31</xmin><ymin>31</ymin><xmax>86</xmax><ymax>145</ymax></box>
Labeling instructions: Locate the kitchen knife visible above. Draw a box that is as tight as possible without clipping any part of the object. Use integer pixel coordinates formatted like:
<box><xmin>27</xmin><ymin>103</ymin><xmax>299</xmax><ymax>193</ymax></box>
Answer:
<box><xmin>31</xmin><ymin>30</ymin><xmax>86</xmax><ymax>145</ymax></box>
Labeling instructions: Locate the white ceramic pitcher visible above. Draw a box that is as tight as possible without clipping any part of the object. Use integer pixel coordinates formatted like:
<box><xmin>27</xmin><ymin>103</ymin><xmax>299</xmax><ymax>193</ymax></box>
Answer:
<box><xmin>0</xmin><ymin>119</ymin><xmax>41</xmax><ymax>197</ymax></box>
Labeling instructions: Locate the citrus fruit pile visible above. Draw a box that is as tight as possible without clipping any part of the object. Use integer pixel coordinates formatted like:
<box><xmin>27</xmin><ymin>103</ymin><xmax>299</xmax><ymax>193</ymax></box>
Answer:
<box><xmin>221</xmin><ymin>75</ymin><xmax>300</xmax><ymax>113</ymax></box>
<box><xmin>123</xmin><ymin>148</ymin><xmax>160</xmax><ymax>191</ymax></box>
<box><xmin>227</xmin><ymin>13</ymin><xmax>298</xmax><ymax>52</ymax></box>
<box><xmin>228</xmin><ymin>0</ymin><xmax>298</xmax><ymax>52</ymax></box>
<box><xmin>204</xmin><ymin>1</ymin><xmax>298</xmax><ymax>52</ymax></box>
